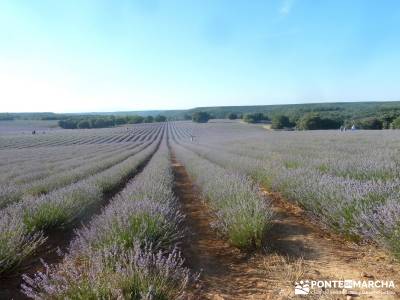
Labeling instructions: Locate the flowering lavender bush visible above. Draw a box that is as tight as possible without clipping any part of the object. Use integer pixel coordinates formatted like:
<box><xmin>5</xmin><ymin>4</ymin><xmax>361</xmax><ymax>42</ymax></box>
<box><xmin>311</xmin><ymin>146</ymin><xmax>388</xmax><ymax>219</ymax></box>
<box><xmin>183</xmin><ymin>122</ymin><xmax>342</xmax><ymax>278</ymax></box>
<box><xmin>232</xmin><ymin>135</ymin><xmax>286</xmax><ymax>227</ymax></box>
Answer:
<box><xmin>358</xmin><ymin>199</ymin><xmax>400</xmax><ymax>257</ymax></box>
<box><xmin>0</xmin><ymin>206</ymin><xmax>45</xmax><ymax>274</ymax></box>
<box><xmin>172</xmin><ymin>143</ymin><xmax>274</xmax><ymax>249</ymax></box>
<box><xmin>73</xmin><ymin>198</ymin><xmax>183</xmax><ymax>253</ymax></box>
<box><xmin>22</xmin><ymin>245</ymin><xmax>189</xmax><ymax>300</ymax></box>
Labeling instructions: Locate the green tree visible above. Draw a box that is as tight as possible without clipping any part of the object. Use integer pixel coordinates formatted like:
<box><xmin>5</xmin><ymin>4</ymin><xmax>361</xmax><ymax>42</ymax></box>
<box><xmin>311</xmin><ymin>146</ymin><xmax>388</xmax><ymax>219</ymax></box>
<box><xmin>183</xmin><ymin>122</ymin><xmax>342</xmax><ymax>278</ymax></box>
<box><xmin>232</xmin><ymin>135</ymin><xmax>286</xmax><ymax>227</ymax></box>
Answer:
<box><xmin>192</xmin><ymin>112</ymin><xmax>210</xmax><ymax>123</ymax></box>
<box><xmin>243</xmin><ymin>113</ymin><xmax>268</xmax><ymax>123</ymax></box>
<box><xmin>354</xmin><ymin>117</ymin><xmax>383</xmax><ymax>130</ymax></box>
<box><xmin>90</xmin><ymin>118</ymin><xmax>114</xmax><ymax>128</ymax></box>
<box><xmin>227</xmin><ymin>113</ymin><xmax>237</xmax><ymax>120</ymax></box>
<box><xmin>77</xmin><ymin>120</ymin><xmax>91</xmax><ymax>129</ymax></box>
<box><xmin>115</xmin><ymin>117</ymin><xmax>127</xmax><ymax>125</ymax></box>
<box><xmin>298</xmin><ymin>114</ymin><xmax>321</xmax><ymax>130</ymax></box>
<box><xmin>391</xmin><ymin>116</ymin><xmax>400</xmax><ymax>129</ymax></box>
<box><xmin>143</xmin><ymin>116</ymin><xmax>154</xmax><ymax>123</ymax></box>
<box><xmin>154</xmin><ymin>115</ymin><xmax>167</xmax><ymax>122</ymax></box>
<box><xmin>297</xmin><ymin>113</ymin><xmax>341</xmax><ymax>130</ymax></box>
<box><xmin>127</xmin><ymin>115</ymin><xmax>144</xmax><ymax>124</ymax></box>
<box><xmin>58</xmin><ymin>119</ymin><xmax>78</xmax><ymax>129</ymax></box>
<box><xmin>271</xmin><ymin>115</ymin><xmax>291</xmax><ymax>129</ymax></box>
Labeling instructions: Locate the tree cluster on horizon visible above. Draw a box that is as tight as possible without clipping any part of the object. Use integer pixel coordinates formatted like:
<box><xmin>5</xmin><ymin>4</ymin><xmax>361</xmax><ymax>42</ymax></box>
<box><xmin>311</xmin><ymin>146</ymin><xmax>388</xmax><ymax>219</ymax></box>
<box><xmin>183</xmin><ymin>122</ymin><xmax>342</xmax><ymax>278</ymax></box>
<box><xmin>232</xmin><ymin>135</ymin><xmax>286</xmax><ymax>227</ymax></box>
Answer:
<box><xmin>58</xmin><ymin>114</ymin><xmax>167</xmax><ymax>129</ymax></box>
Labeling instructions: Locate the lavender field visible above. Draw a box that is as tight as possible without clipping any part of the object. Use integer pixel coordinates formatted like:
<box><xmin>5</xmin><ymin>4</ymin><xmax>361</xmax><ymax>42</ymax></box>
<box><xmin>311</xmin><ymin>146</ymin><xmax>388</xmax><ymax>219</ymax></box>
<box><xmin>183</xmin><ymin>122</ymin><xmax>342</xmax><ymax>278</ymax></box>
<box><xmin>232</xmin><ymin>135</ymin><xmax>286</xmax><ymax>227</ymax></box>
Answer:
<box><xmin>172</xmin><ymin>121</ymin><xmax>400</xmax><ymax>255</ymax></box>
<box><xmin>1</xmin><ymin>120</ymin><xmax>400</xmax><ymax>299</ymax></box>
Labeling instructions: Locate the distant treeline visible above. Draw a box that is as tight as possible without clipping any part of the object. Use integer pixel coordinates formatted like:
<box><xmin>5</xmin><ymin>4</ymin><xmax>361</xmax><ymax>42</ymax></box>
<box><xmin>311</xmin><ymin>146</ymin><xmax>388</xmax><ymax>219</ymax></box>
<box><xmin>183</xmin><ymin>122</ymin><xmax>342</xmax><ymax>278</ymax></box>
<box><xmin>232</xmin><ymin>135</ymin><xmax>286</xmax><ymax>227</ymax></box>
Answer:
<box><xmin>240</xmin><ymin>111</ymin><xmax>400</xmax><ymax>130</ymax></box>
<box><xmin>0</xmin><ymin>112</ymin><xmax>63</xmax><ymax>121</ymax></box>
<box><xmin>5</xmin><ymin>101</ymin><xmax>400</xmax><ymax>130</ymax></box>
<box><xmin>0</xmin><ymin>113</ymin><xmax>14</xmax><ymax>121</ymax></box>
<box><xmin>58</xmin><ymin>115</ymin><xmax>167</xmax><ymax>129</ymax></box>
<box><xmin>188</xmin><ymin>102</ymin><xmax>400</xmax><ymax>130</ymax></box>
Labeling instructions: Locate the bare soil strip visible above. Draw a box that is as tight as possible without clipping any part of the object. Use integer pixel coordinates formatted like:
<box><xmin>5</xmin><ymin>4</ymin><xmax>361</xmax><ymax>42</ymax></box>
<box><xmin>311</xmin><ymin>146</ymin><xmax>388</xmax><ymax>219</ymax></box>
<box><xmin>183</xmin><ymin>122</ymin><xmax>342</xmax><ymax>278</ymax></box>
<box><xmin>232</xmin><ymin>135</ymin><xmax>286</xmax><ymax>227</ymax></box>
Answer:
<box><xmin>263</xmin><ymin>189</ymin><xmax>400</xmax><ymax>299</ymax></box>
<box><xmin>171</xmin><ymin>155</ymin><xmax>400</xmax><ymax>300</ymax></box>
<box><xmin>172</xmin><ymin>155</ymin><xmax>273</xmax><ymax>299</ymax></box>
<box><xmin>0</xmin><ymin>141</ymin><xmax>162</xmax><ymax>300</ymax></box>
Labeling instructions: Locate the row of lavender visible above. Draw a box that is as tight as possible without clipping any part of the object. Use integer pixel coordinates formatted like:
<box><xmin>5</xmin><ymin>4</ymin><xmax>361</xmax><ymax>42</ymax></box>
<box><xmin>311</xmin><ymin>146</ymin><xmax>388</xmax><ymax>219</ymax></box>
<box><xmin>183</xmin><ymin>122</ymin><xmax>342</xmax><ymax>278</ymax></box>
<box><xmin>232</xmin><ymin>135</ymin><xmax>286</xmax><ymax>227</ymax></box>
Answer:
<box><xmin>0</xmin><ymin>136</ymin><xmax>160</xmax><ymax>274</ymax></box>
<box><xmin>0</xmin><ymin>124</ymin><xmax>165</xmax><ymax>209</ymax></box>
<box><xmin>0</xmin><ymin>143</ymin><xmax>133</xmax><ymax>185</ymax></box>
<box><xmin>172</xmin><ymin>122</ymin><xmax>400</xmax><ymax>257</ymax></box>
<box><xmin>170</xmin><ymin>135</ymin><xmax>274</xmax><ymax>250</ymax></box>
<box><xmin>0</xmin><ymin>122</ymin><xmax>162</xmax><ymax>150</ymax></box>
<box><xmin>0</xmin><ymin>142</ymin><xmax>148</xmax><ymax>209</ymax></box>
<box><xmin>1</xmin><ymin>143</ymin><xmax>115</xmax><ymax>172</ymax></box>
<box><xmin>0</xmin><ymin>123</ymin><xmax>162</xmax><ymax>175</ymax></box>
<box><xmin>22</xmin><ymin>137</ymin><xmax>190</xmax><ymax>299</ymax></box>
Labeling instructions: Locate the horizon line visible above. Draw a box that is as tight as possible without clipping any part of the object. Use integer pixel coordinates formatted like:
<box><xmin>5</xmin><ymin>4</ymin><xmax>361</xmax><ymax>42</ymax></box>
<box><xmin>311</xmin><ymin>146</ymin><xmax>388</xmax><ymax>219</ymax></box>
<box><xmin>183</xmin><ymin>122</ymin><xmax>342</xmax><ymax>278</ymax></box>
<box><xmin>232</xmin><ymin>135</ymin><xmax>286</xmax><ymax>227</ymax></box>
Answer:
<box><xmin>1</xmin><ymin>99</ymin><xmax>400</xmax><ymax>114</ymax></box>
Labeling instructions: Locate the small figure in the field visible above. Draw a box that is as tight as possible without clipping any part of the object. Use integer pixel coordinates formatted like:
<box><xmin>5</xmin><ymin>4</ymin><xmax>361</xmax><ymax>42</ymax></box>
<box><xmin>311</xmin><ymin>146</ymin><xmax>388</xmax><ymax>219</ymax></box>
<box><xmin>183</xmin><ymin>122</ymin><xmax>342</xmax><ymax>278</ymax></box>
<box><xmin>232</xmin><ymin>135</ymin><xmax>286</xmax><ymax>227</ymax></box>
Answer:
<box><xmin>190</xmin><ymin>134</ymin><xmax>195</xmax><ymax>142</ymax></box>
<box><xmin>32</xmin><ymin>130</ymin><xmax>36</xmax><ymax>135</ymax></box>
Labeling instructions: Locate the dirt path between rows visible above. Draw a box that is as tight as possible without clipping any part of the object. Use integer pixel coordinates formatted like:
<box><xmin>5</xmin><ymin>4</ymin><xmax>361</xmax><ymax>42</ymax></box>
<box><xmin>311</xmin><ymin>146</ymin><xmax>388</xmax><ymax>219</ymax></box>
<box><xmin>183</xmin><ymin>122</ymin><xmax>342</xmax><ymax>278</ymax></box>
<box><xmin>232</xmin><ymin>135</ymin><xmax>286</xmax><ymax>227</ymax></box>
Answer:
<box><xmin>172</xmin><ymin>156</ymin><xmax>272</xmax><ymax>299</ymax></box>
<box><xmin>171</xmin><ymin>155</ymin><xmax>400</xmax><ymax>300</ymax></box>
<box><xmin>263</xmin><ymin>189</ymin><xmax>400</xmax><ymax>299</ymax></box>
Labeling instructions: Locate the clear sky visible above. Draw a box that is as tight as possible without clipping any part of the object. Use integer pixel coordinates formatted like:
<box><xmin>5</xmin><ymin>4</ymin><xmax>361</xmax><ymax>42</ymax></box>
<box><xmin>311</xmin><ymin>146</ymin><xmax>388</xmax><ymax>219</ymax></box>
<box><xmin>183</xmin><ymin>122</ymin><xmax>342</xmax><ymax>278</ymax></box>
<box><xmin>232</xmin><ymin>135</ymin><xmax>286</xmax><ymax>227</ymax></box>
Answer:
<box><xmin>0</xmin><ymin>0</ymin><xmax>399</xmax><ymax>113</ymax></box>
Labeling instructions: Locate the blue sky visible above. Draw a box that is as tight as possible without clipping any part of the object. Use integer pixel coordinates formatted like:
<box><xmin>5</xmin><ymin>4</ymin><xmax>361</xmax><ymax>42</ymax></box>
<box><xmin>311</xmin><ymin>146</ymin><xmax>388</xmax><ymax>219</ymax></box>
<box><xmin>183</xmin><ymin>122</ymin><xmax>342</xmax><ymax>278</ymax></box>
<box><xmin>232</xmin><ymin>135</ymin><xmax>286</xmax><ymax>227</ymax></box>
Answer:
<box><xmin>0</xmin><ymin>0</ymin><xmax>399</xmax><ymax>112</ymax></box>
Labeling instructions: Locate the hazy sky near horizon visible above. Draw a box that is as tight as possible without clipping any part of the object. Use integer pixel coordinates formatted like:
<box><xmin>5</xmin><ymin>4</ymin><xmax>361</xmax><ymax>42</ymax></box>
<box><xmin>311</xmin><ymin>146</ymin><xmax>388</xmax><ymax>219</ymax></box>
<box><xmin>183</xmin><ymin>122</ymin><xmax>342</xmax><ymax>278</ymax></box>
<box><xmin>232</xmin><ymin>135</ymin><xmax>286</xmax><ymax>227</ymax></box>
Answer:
<box><xmin>0</xmin><ymin>0</ymin><xmax>399</xmax><ymax>113</ymax></box>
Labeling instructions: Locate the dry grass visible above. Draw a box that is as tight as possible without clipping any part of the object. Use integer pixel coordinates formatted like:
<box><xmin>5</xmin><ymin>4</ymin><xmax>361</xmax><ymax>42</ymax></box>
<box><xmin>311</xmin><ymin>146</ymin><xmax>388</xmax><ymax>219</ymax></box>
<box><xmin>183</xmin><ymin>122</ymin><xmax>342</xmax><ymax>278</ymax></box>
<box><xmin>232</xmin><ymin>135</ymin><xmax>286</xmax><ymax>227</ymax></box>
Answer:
<box><xmin>262</xmin><ymin>254</ymin><xmax>352</xmax><ymax>299</ymax></box>
<box><xmin>263</xmin><ymin>253</ymin><xmax>306</xmax><ymax>284</ymax></box>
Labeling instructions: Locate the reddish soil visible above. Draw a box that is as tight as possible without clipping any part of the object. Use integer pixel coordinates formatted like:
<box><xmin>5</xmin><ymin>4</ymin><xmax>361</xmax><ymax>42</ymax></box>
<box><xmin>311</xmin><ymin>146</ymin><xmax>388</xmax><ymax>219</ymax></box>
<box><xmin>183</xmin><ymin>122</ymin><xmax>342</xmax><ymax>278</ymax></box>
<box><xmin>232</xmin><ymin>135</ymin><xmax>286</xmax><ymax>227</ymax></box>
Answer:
<box><xmin>263</xmin><ymin>189</ymin><xmax>400</xmax><ymax>299</ymax></box>
<box><xmin>172</xmin><ymin>156</ymin><xmax>272</xmax><ymax>299</ymax></box>
<box><xmin>171</xmin><ymin>155</ymin><xmax>400</xmax><ymax>300</ymax></box>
